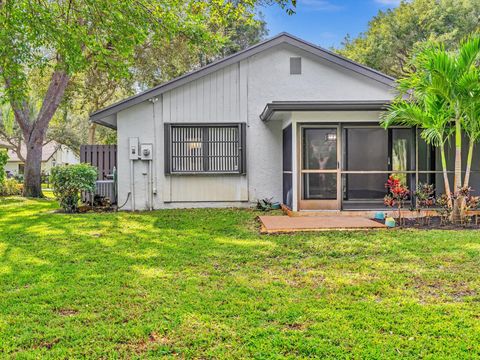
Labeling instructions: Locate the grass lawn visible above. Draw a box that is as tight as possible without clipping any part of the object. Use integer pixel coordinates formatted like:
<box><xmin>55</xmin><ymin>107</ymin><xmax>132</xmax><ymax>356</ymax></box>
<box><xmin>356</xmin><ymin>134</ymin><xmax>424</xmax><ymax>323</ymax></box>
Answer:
<box><xmin>1</xmin><ymin>197</ymin><xmax>480</xmax><ymax>359</ymax></box>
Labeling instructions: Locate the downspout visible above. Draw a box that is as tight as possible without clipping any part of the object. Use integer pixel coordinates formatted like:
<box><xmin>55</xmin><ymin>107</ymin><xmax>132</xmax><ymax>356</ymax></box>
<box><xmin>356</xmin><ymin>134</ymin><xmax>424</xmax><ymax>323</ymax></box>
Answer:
<box><xmin>149</xmin><ymin>97</ymin><xmax>159</xmax><ymax>209</ymax></box>
<box><xmin>130</xmin><ymin>159</ymin><xmax>136</xmax><ymax>211</ymax></box>
<box><xmin>149</xmin><ymin>159</ymin><xmax>153</xmax><ymax>211</ymax></box>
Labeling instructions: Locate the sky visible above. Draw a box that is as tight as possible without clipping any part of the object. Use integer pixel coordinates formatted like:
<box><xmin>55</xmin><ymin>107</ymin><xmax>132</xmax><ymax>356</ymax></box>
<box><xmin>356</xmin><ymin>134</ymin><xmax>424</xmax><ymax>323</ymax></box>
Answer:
<box><xmin>261</xmin><ymin>0</ymin><xmax>403</xmax><ymax>49</ymax></box>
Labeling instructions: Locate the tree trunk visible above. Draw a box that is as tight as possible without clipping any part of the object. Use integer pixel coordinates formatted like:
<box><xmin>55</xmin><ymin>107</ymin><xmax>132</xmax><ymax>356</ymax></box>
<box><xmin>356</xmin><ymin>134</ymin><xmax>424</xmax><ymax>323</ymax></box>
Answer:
<box><xmin>440</xmin><ymin>144</ymin><xmax>451</xmax><ymax>200</ymax></box>
<box><xmin>23</xmin><ymin>138</ymin><xmax>43</xmax><ymax>197</ymax></box>
<box><xmin>88</xmin><ymin>122</ymin><xmax>97</xmax><ymax>144</ymax></box>
<box><xmin>463</xmin><ymin>139</ymin><xmax>474</xmax><ymax>188</ymax></box>
<box><xmin>452</xmin><ymin>120</ymin><xmax>463</xmax><ymax>222</ymax></box>
<box><xmin>16</xmin><ymin>69</ymin><xmax>70</xmax><ymax>197</ymax></box>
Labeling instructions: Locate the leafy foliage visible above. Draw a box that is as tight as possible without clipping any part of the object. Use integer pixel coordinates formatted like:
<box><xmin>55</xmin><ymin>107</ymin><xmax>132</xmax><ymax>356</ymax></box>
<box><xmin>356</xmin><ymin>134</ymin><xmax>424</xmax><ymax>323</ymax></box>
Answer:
<box><xmin>381</xmin><ymin>34</ymin><xmax>480</xmax><ymax>220</ymax></box>
<box><xmin>0</xmin><ymin>178</ymin><xmax>23</xmax><ymax>196</ymax></box>
<box><xmin>50</xmin><ymin>164</ymin><xmax>97</xmax><ymax>213</ymax></box>
<box><xmin>0</xmin><ymin>149</ymin><xmax>7</xmax><ymax>186</ymax></box>
<box><xmin>384</xmin><ymin>175</ymin><xmax>410</xmax><ymax>224</ymax></box>
<box><xmin>415</xmin><ymin>183</ymin><xmax>435</xmax><ymax>209</ymax></box>
<box><xmin>338</xmin><ymin>0</ymin><xmax>480</xmax><ymax>77</ymax></box>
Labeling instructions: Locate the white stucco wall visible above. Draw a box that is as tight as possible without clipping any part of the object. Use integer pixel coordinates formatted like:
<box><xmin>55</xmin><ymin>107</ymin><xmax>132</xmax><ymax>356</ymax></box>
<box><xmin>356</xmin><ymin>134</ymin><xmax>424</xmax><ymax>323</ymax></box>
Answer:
<box><xmin>115</xmin><ymin>43</ymin><xmax>395</xmax><ymax>210</ymax></box>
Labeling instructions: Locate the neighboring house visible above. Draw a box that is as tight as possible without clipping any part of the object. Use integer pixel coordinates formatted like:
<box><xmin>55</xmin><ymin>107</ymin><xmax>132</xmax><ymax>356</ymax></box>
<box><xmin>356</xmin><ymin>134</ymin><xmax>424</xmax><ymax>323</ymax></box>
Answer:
<box><xmin>1</xmin><ymin>141</ymin><xmax>79</xmax><ymax>176</ymax></box>
<box><xmin>90</xmin><ymin>33</ymin><xmax>480</xmax><ymax>212</ymax></box>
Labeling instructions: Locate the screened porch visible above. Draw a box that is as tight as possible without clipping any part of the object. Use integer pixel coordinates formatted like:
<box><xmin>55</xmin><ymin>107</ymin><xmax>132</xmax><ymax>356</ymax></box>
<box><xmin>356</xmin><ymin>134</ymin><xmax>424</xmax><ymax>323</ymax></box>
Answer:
<box><xmin>282</xmin><ymin>123</ymin><xmax>480</xmax><ymax>212</ymax></box>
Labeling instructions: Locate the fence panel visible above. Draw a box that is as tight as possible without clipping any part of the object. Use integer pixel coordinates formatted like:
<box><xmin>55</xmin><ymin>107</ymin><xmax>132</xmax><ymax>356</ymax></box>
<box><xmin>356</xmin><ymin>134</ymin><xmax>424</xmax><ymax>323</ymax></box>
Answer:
<box><xmin>80</xmin><ymin>145</ymin><xmax>117</xmax><ymax>180</ymax></box>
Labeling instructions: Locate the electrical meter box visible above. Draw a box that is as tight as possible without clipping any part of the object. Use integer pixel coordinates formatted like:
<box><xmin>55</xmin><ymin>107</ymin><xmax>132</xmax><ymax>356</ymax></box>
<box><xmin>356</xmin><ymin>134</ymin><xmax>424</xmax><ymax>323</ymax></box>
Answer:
<box><xmin>140</xmin><ymin>143</ymin><xmax>153</xmax><ymax>160</ymax></box>
<box><xmin>129</xmin><ymin>137</ymin><xmax>139</xmax><ymax>160</ymax></box>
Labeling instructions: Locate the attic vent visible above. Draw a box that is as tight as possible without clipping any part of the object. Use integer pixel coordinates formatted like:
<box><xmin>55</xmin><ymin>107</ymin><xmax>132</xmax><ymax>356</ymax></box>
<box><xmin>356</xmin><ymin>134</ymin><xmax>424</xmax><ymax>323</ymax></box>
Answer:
<box><xmin>290</xmin><ymin>57</ymin><xmax>302</xmax><ymax>75</ymax></box>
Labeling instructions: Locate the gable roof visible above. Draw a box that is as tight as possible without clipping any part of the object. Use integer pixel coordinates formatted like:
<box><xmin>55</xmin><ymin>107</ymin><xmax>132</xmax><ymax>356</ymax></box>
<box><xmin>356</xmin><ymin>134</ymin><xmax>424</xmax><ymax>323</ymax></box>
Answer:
<box><xmin>90</xmin><ymin>32</ymin><xmax>396</xmax><ymax>127</ymax></box>
<box><xmin>0</xmin><ymin>141</ymin><xmax>62</xmax><ymax>162</ymax></box>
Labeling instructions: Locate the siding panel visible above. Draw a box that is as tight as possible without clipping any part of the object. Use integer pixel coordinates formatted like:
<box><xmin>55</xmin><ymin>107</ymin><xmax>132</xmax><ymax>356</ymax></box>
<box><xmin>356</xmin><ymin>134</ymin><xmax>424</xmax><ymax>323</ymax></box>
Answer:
<box><xmin>165</xmin><ymin>64</ymin><xmax>241</xmax><ymax>123</ymax></box>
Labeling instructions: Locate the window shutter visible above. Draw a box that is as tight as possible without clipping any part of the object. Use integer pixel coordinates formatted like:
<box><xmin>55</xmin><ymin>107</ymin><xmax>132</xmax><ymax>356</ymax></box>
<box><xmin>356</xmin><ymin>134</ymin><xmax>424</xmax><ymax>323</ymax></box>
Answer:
<box><xmin>165</xmin><ymin>123</ymin><xmax>246</xmax><ymax>175</ymax></box>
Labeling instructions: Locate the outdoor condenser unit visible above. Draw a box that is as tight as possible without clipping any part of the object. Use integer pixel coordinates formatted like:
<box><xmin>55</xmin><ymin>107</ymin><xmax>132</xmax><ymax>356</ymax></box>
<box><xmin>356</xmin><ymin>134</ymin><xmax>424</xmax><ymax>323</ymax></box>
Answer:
<box><xmin>95</xmin><ymin>180</ymin><xmax>116</xmax><ymax>202</ymax></box>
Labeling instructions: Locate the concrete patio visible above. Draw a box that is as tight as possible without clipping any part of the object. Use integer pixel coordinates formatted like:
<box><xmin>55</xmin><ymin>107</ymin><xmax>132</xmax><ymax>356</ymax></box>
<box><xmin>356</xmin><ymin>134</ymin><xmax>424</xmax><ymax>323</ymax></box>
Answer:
<box><xmin>259</xmin><ymin>215</ymin><xmax>386</xmax><ymax>233</ymax></box>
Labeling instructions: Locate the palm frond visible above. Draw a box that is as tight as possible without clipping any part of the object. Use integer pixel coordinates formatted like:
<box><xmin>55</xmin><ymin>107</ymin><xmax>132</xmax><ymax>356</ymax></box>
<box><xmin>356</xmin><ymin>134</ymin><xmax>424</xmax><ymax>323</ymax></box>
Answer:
<box><xmin>380</xmin><ymin>101</ymin><xmax>426</xmax><ymax>128</ymax></box>
<box><xmin>458</xmin><ymin>34</ymin><xmax>480</xmax><ymax>70</ymax></box>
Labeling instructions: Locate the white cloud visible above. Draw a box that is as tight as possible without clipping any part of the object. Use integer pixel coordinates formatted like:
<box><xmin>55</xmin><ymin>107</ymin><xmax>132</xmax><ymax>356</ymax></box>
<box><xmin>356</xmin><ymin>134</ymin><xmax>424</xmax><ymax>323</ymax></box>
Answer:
<box><xmin>298</xmin><ymin>0</ymin><xmax>343</xmax><ymax>11</ymax></box>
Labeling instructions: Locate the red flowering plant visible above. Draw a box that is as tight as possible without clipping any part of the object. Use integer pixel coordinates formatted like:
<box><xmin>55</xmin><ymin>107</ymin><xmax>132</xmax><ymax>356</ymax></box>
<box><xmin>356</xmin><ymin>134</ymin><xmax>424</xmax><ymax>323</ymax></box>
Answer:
<box><xmin>456</xmin><ymin>187</ymin><xmax>479</xmax><ymax>225</ymax></box>
<box><xmin>384</xmin><ymin>175</ymin><xmax>410</xmax><ymax>225</ymax></box>
<box><xmin>415</xmin><ymin>183</ymin><xmax>435</xmax><ymax>225</ymax></box>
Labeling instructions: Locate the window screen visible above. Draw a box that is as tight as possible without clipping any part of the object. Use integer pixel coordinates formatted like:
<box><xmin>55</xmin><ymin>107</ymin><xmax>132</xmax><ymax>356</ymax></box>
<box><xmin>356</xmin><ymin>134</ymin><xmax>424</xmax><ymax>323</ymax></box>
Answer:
<box><xmin>165</xmin><ymin>123</ymin><xmax>246</xmax><ymax>174</ymax></box>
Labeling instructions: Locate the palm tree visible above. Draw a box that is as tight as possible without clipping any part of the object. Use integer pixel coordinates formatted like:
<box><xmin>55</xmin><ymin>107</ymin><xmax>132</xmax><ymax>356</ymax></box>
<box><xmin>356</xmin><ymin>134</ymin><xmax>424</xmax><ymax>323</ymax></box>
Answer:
<box><xmin>382</xmin><ymin>34</ymin><xmax>480</xmax><ymax>220</ymax></box>
<box><xmin>424</xmin><ymin>36</ymin><xmax>480</xmax><ymax>220</ymax></box>
<box><xmin>458</xmin><ymin>36</ymin><xmax>480</xmax><ymax>188</ymax></box>
<box><xmin>381</xmin><ymin>95</ymin><xmax>454</xmax><ymax>201</ymax></box>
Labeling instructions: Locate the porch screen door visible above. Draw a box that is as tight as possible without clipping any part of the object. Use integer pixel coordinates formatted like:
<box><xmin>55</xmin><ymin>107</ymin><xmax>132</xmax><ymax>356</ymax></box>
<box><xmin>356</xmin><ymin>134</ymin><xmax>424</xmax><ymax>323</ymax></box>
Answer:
<box><xmin>299</xmin><ymin>126</ymin><xmax>340</xmax><ymax>210</ymax></box>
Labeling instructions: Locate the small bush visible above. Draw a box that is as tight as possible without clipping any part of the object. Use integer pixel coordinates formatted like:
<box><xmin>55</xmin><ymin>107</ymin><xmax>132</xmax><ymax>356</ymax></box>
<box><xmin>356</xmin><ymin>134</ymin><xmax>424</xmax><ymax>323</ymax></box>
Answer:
<box><xmin>0</xmin><ymin>178</ymin><xmax>23</xmax><ymax>196</ymax></box>
<box><xmin>50</xmin><ymin>164</ymin><xmax>97</xmax><ymax>213</ymax></box>
<box><xmin>0</xmin><ymin>149</ymin><xmax>8</xmax><ymax>186</ymax></box>
<box><xmin>384</xmin><ymin>175</ymin><xmax>410</xmax><ymax>225</ymax></box>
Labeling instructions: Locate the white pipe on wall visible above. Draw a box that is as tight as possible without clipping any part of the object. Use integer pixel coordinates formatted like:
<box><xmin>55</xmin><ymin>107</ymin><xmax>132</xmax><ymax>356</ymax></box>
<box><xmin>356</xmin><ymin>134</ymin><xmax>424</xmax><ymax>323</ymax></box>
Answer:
<box><xmin>149</xmin><ymin>98</ymin><xmax>159</xmax><ymax>198</ymax></box>
<box><xmin>148</xmin><ymin>160</ymin><xmax>153</xmax><ymax>210</ymax></box>
<box><xmin>130</xmin><ymin>159</ymin><xmax>136</xmax><ymax>211</ymax></box>
<box><xmin>143</xmin><ymin>169</ymin><xmax>149</xmax><ymax>210</ymax></box>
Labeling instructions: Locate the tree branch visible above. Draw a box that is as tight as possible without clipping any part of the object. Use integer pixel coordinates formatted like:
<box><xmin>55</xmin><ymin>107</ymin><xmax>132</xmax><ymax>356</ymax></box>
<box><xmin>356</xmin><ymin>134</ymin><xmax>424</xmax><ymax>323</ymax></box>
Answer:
<box><xmin>34</xmin><ymin>69</ymin><xmax>70</xmax><ymax>139</ymax></box>
<box><xmin>2</xmin><ymin>75</ymin><xmax>31</xmax><ymax>136</ymax></box>
<box><xmin>0</xmin><ymin>128</ymin><xmax>25</xmax><ymax>162</ymax></box>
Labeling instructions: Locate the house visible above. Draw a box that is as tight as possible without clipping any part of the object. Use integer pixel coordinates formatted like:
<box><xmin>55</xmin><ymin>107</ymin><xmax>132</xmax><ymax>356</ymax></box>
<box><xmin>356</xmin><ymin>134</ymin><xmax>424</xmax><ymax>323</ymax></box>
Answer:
<box><xmin>2</xmin><ymin>141</ymin><xmax>79</xmax><ymax>177</ymax></box>
<box><xmin>90</xmin><ymin>33</ymin><xmax>480</xmax><ymax>212</ymax></box>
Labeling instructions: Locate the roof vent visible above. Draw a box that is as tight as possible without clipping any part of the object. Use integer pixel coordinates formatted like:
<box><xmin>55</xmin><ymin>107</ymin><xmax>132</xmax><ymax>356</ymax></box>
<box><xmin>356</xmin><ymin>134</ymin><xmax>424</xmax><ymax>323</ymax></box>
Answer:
<box><xmin>290</xmin><ymin>57</ymin><xmax>302</xmax><ymax>75</ymax></box>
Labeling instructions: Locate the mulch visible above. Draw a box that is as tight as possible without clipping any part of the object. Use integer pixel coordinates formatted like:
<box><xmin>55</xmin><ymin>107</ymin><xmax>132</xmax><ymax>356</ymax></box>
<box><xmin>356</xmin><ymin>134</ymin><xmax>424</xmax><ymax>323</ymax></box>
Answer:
<box><xmin>373</xmin><ymin>216</ymin><xmax>480</xmax><ymax>230</ymax></box>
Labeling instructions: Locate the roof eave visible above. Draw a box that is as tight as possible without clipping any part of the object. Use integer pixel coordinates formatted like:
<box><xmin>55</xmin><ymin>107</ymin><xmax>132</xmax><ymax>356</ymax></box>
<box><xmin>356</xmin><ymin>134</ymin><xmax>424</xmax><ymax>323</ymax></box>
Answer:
<box><xmin>260</xmin><ymin>100</ymin><xmax>391</xmax><ymax>122</ymax></box>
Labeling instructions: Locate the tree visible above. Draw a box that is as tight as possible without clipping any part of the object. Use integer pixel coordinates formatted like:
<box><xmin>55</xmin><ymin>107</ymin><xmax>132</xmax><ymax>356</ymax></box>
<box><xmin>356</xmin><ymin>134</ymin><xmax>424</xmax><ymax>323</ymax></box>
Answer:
<box><xmin>0</xmin><ymin>0</ymin><xmax>295</xmax><ymax>198</ymax></box>
<box><xmin>382</xmin><ymin>94</ymin><xmax>454</xmax><ymax>200</ymax></box>
<box><xmin>382</xmin><ymin>34</ymin><xmax>480</xmax><ymax>221</ymax></box>
<box><xmin>339</xmin><ymin>0</ymin><xmax>480</xmax><ymax>77</ymax></box>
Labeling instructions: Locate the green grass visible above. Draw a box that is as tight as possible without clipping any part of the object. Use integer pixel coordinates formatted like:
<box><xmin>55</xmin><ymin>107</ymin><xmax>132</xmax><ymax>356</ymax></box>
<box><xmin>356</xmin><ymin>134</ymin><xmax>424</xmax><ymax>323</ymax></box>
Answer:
<box><xmin>1</xmin><ymin>197</ymin><xmax>479</xmax><ymax>359</ymax></box>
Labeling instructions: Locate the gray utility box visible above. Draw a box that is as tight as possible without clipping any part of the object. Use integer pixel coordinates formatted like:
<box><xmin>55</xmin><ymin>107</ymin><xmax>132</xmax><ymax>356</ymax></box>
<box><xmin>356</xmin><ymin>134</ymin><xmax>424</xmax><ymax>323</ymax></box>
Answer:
<box><xmin>140</xmin><ymin>144</ymin><xmax>153</xmax><ymax>160</ymax></box>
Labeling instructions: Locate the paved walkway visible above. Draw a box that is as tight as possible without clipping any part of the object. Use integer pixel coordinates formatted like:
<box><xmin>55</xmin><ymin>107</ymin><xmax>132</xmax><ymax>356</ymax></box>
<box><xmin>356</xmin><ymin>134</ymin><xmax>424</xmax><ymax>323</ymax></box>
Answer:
<box><xmin>259</xmin><ymin>215</ymin><xmax>386</xmax><ymax>233</ymax></box>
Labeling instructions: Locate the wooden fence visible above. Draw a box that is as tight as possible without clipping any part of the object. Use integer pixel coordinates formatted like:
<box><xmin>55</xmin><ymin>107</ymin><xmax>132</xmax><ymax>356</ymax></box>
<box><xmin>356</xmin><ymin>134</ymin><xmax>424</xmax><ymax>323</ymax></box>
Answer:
<box><xmin>80</xmin><ymin>144</ymin><xmax>117</xmax><ymax>180</ymax></box>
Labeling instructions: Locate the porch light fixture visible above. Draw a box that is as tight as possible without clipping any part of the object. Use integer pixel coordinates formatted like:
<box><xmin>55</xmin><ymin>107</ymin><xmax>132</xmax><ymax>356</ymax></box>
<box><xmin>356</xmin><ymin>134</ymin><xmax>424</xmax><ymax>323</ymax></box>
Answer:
<box><xmin>188</xmin><ymin>140</ymin><xmax>202</xmax><ymax>151</ymax></box>
<box><xmin>325</xmin><ymin>133</ymin><xmax>337</xmax><ymax>142</ymax></box>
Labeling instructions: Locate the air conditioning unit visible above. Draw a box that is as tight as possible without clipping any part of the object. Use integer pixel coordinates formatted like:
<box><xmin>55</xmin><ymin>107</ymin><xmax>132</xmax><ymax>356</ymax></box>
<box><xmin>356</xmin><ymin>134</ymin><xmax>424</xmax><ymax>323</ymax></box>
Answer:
<box><xmin>95</xmin><ymin>180</ymin><xmax>116</xmax><ymax>202</ymax></box>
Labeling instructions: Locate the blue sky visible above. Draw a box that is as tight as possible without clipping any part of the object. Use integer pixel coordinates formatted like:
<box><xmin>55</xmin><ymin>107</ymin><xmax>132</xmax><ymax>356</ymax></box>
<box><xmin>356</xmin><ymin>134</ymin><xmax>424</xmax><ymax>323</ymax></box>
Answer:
<box><xmin>261</xmin><ymin>0</ymin><xmax>402</xmax><ymax>48</ymax></box>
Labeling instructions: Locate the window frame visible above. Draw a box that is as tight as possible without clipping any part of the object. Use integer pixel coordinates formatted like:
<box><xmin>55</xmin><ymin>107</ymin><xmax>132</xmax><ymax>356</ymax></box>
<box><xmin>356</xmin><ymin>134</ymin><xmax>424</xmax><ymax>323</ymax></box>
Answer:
<box><xmin>164</xmin><ymin>123</ymin><xmax>246</xmax><ymax>175</ymax></box>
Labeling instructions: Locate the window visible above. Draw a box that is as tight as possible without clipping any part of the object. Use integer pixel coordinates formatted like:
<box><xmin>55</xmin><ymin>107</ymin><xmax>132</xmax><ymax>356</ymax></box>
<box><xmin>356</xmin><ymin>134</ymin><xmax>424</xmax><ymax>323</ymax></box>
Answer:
<box><xmin>165</xmin><ymin>123</ymin><xmax>246</xmax><ymax>174</ymax></box>
<box><xmin>290</xmin><ymin>57</ymin><xmax>302</xmax><ymax>75</ymax></box>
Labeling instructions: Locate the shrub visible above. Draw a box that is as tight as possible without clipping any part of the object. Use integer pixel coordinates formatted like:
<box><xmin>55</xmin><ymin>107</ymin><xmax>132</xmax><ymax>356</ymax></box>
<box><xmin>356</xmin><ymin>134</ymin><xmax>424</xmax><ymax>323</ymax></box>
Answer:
<box><xmin>437</xmin><ymin>194</ymin><xmax>452</xmax><ymax>225</ymax></box>
<box><xmin>50</xmin><ymin>164</ymin><xmax>97</xmax><ymax>213</ymax></box>
<box><xmin>0</xmin><ymin>178</ymin><xmax>23</xmax><ymax>196</ymax></box>
<box><xmin>384</xmin><ymin>175</ymin><xmax>410</xmax><ymax>225</ymax></box>
<box><xmin>0</xmin><ymin>149</ymin><xmax>8</xmax><ymax>186</ymax></box>
<box><xmin>415</xmin><ymin>183</ymin><xmax>435</xmax><ymax>224</ymax></box>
